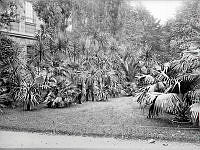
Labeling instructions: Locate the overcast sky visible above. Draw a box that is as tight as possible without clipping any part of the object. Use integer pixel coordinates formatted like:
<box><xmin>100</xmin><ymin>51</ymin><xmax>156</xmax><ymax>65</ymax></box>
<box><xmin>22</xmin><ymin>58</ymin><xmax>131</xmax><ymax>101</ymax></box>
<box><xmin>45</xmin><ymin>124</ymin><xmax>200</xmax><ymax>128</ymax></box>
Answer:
<box><xmin>130</xmin><ymin>0</ymin><xmax>183</xmax><ymax>24</ymax></box>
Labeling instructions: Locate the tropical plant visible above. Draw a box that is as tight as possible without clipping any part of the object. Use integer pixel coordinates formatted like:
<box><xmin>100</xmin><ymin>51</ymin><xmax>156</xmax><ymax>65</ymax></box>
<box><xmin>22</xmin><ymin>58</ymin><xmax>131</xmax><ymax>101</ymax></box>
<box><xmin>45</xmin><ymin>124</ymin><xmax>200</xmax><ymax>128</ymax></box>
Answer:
<box><xmin>0</xmin><ymin>33</ymin><xmax>23</xmax><ymax>112</ymax></box>
<box><xmin>43</xmin><ymin>65</ymin><xmax>82</xmax><ymax>108</ymax></box>
<box><xmin>17</xmin><ymin>82</ymin><xmax>40</xmax><ymax>111</ymax></box>
<box><xmin>44</xmin><ymin>84</ymin><xmax>81</xmax><ymax>108</ymax></box>
<box><xmin>136</xmin><ymin>45</ymin><xmax>200</xmax><ymax>126</ymax></box>
<box><xmin>32</xmin><ymin>0</ymin><xmax>172</xmax><ymax>106</ymax></box>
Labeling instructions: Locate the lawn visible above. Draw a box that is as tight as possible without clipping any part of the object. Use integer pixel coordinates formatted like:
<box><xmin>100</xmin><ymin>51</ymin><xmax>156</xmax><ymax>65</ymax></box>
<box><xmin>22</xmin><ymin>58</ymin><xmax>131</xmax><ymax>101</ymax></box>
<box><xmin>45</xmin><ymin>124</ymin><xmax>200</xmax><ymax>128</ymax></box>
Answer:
<box><xmin>0</xmin><ymin>97</ymin><xmax>200</xmax><ymax>142</ymax></box>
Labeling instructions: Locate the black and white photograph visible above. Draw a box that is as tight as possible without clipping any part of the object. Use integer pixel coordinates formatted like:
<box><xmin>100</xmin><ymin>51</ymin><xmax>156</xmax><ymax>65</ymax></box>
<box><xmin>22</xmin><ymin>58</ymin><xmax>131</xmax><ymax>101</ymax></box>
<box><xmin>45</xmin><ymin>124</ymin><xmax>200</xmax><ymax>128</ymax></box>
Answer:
<box><xmin>0</xmin><ymin>0</ymin><xmax>200</xmax><ymax>149</ymax></box>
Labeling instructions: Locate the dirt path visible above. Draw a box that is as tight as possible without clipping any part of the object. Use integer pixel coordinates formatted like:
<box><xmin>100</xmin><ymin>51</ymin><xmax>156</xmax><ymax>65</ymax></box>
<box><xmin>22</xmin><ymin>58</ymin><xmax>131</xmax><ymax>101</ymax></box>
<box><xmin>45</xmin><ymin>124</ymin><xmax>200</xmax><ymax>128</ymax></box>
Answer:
<box><xmin>0</xmin><ymin>130</ymin><xmax>199</xmax><ymax>149</ymax></box>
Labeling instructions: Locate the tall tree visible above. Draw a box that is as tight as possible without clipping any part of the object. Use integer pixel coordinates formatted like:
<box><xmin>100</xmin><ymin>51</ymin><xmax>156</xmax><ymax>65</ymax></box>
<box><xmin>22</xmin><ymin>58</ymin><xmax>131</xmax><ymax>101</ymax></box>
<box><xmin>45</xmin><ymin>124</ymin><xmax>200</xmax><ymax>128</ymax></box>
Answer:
<box><xmin>165</xmin><ymin>0</ymin><xmax>200</xmax><ymax>56</ymax></box>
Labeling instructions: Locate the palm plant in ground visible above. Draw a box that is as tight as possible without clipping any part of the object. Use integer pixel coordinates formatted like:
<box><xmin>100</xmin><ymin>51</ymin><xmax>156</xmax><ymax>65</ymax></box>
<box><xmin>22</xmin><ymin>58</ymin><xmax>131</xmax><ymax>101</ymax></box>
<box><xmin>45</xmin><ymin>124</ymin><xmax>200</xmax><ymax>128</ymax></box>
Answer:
<box><xmin>17</xmin><ymin>81</ymin><xmax>40</xmax><ymax>111</ymax></box>
<box><xmin>118</xmin><ymin>52</ymin><xmax>139</xmax><ymax>83</ymax></box>
<box><xmin>0</xmin><ymin>33</ymin><xmax>22</xmax><ymax>111</ymax></box>
<box><xmin>14</xmin><ymin>64</ymin><xmax>45</xmax><ymax>111</ymax></box>
<box><xmin>137</xmin><ymin>48</ymin><xmax>200</xmax><ymax>126</ymax></box>
<box><xmin>42</xmin><ymin>64</ymin><xmax>84</xmax><ymax>108</ymax></box>
<box><xmin>0</xmin><ymin>35</ymin><xmax>42</xmax><ymax>111</ymax></box>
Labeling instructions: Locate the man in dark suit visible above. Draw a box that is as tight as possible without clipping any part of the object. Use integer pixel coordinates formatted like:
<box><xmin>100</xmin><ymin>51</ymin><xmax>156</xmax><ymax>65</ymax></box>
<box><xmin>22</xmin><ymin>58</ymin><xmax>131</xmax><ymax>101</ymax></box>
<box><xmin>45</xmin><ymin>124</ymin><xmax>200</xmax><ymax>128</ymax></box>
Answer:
<box><xmin>85</xmin><ymin>71</ymin><xmax>95</xmax><ymax>101</ymax></box>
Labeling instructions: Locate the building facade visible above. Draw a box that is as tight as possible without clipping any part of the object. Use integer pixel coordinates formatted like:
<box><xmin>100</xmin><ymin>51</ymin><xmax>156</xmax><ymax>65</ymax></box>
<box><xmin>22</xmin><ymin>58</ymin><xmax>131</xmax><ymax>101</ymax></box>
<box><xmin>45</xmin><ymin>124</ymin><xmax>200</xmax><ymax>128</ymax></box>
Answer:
<box><xmin>1</xmin><ymin>0</ymin><xmax>41</xmax><ymax>63</ymax></box>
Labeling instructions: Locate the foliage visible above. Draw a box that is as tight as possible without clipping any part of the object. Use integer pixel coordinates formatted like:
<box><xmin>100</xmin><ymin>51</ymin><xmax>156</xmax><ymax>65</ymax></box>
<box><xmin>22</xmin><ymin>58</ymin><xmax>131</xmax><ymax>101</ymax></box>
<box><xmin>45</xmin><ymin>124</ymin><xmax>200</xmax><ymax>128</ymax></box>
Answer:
<box><xmin>0</xmin><ymin>33</ymin><xmax>23</xmax><ymax>112</ymax></box>
<box><xmin>162</xmin><ymin>0</ymin><xmax>200</xmax><ymax>61</ymax></box>
<box><xmin>30</xmin><ymin>0</ymin><xmax>177</xmax><ymax>108</ymax></box>
<box><xmin>137</xmin><ymin>47</ymin><xmax>200</xmax><ymax>125</ymax></box>
<box><xmin>0</xmin><ymin>32</ymin><xmax>45</xmax><ymax>111</ymax></box>
<box><xmin>118</xmin><ymin>4</ymin><xmax>164</xmax><ymax>66</ymax></box>
<box><xmin>190</xmin><ymin>103</ymin><xmax>200</xmax><ymax>126</ymax></box>
<box><xmin>44</xmin><ymin>85</ymin><xmax>81</xmax><ymax>108</ymax></box>
<box><xmin>134</xmin><ymin>0</ymin><xmax>200</xmax><ymax>126</ymax></box>
<box><xmin>17</xmin><ymin>81</ymin><xmax>40</xmax><ymax>111</ymax></box>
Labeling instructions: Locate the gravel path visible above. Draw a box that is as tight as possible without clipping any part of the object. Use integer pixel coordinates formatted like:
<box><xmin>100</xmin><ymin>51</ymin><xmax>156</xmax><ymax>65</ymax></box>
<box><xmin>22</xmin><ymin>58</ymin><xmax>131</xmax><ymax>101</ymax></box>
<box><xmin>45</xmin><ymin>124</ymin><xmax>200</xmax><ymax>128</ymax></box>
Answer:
<box><xmin>0</xmin><ymin>130</ymin><xmax>200</xmax><ymax>149</ymax></box>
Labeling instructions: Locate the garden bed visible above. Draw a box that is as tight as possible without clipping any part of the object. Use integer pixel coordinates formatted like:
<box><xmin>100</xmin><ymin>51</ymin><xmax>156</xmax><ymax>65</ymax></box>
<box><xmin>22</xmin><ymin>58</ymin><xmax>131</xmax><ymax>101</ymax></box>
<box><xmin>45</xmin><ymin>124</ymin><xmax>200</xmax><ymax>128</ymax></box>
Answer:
<box><xmin>0</xmin><ymin>97</ymin><xmax>199</xmax><ymax>143</ymax></box>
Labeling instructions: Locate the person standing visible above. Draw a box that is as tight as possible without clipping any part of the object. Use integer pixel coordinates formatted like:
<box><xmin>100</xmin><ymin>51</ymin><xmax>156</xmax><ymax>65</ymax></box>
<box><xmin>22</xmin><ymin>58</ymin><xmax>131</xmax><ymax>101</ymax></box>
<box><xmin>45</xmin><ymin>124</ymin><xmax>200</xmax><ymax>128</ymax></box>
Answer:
<box><xmin>85</xmin><ymin>71</ymin><xmax>95</xmax><ymax>101</ymax></box>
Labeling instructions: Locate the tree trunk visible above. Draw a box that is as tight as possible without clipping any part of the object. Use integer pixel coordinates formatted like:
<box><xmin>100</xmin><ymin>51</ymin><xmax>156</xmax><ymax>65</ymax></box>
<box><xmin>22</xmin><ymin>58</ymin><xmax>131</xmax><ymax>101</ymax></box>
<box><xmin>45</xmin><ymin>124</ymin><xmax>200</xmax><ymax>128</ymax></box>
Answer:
<box><xmin>26</xmin><ymin>103</ymin><xmax>31</xmax><ymax>111</ymax></box>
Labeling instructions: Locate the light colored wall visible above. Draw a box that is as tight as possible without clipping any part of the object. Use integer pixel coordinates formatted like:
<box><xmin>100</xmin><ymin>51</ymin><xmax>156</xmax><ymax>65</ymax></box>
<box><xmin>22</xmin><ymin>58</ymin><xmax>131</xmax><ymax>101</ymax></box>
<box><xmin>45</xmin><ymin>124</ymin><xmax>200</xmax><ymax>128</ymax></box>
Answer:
<box><xmin>2</xmin><ymin>0</ymin><xmax>41</xmax><ymax>41</ymax></box>
<box><xmin>1</xmin><ymin>0</ymin><xmax>42</xmax><ymax>64</ymax></box>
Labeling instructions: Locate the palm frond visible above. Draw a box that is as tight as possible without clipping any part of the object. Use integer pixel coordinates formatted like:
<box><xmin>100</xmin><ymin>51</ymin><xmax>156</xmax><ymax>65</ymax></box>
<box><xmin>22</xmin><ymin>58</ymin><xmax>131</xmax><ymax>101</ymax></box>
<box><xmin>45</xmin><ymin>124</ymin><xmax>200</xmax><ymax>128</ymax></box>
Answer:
<box><xmin>136</xmin><ymin>87</ymin><xmax>161</xmax><ymax>107</ymax></box>
<box><xmin>168</xmin><ymin>55</ymin><xmax>200</xmax><ymax>76</ymax></box>
<box><xmin>153</xmin><ymin>93</ymin><xmax>181</xmax><ymax>115</ymax></box>
<box><xmin>136</xmin><ymin>74</ymin><xmax>155</xmax><ymax>85</ymax></box>
<box><xmin>186</xmin><ymin>89</ymin><xmax>200</xmax><ymax>103</ymax></box>
<box><xmin>137</xmin><ymin>91</ymin><xmax>157</xmax><ymax>108</ymax></box>
<box><xmin>177</xmin><ymin>74</ymin><xmax>200</xmax><ymax>92</ymax></box>
<box><xmin>154</xmin><ymin>70</ymin><xmax>170</xmax><ymax>83</ymax></box>
<box><xmin>147</xmin><ymin>82</ymin><xmax>166</xmax><ymax>93</ymax></box>
<box><xmin>190</xmin><ymin>103</ymin><xmax>200</xmax><ymax>126</ymax></box>
<box><xmin>177</xmin><ymin>74</ymin><xmax>200</xmax><ymax>83</ymax></box>
<box><xmin>17</xmin><ymin>83</ymin><xmax>41</xmax><ymax>110</ymax></box>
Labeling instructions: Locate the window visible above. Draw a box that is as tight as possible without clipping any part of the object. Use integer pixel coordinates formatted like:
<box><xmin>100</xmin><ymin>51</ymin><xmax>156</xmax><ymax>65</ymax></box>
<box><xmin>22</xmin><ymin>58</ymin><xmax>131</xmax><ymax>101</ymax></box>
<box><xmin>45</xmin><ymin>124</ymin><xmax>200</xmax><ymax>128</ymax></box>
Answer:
<box><xmin>10</xmin><ymin>22</ymin><xmax>20</xmax><ymax>31</ymax></box>
<box><xmin>25</xmin><ymin>23</ymin><xmax>36</xmax><ymax>34</ymax></box>
<box><xmin>27</xmin><ymin>45</ymin><xmax>34</xmax><ymax>53</ymax></box>
<box><xmin>25</xmin><ymin>1</ymin><xmax>33</xmax><ymax>23</ymax></box>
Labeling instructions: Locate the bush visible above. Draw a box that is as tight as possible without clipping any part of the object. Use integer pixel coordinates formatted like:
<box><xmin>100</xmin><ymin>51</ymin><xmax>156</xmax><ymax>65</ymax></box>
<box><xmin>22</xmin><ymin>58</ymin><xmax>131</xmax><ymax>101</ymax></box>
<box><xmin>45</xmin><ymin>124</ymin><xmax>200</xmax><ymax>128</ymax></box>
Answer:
<box><xmin>0</xmin><ymin>33</ymin><xmax>21</xmax><ymax>111</ymax></box>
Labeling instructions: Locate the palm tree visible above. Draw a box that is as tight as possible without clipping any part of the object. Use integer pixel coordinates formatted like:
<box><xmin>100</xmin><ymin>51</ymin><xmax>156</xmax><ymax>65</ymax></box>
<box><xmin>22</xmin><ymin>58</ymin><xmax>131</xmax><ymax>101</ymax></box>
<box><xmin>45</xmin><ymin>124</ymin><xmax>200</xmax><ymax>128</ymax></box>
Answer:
<box><xmin>27</xmin><ymin>25</ymin><xmax>54</xmax><ymax>74</ymax></box>
<box><xmin>137</xmin><ymin>46</ymin><xmax>200</xmax><ymax>125</ymax></box>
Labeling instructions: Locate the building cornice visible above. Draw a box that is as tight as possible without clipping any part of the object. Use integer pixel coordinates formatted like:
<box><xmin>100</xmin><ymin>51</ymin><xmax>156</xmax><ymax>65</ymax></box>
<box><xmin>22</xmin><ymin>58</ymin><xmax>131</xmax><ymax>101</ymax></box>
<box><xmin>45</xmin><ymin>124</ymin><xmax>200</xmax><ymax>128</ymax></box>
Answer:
<box><xmin>0</xmin><ymin>30</ymin><xmax>36</xmax><ymax>40</ymax></box>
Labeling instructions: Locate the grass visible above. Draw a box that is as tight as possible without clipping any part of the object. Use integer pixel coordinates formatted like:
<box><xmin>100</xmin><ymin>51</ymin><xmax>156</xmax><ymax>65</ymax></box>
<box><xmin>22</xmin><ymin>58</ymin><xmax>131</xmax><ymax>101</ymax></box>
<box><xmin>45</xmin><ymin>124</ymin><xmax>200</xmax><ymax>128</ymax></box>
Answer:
<box><xmin>0</xmin><ymin>97</ymin><xmax>200</xmax><ymax>142</ymax></box>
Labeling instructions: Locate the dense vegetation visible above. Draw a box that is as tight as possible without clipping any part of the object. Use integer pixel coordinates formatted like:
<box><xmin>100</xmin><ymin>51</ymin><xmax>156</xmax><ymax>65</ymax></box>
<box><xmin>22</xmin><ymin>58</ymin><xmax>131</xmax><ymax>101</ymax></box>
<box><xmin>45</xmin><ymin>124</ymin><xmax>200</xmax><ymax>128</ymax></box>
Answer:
<box><xmin>137</xmin><ymin>0</ymin><xmax>200</xmax><ymax>126</ymax></box>
<box><xmin>0</xmin><ymin>0</ymin><xmax>200</xmax><ymax>127</ymax></box>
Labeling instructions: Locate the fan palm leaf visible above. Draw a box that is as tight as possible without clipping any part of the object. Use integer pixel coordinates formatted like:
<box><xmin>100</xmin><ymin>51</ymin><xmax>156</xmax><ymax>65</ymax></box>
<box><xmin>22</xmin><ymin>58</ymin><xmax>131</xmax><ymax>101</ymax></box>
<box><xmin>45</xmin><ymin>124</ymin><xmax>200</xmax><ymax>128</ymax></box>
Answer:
<box><xmin>153</xmin><ymin>93</ymin><xmax>181</xmax><ymax>115</ymax></box>
<box><xmin>137</xmin><ymin>89</ymin><xmax>181</xmax><ymax>117</ymax></box>
<box><xmin>18</xmin><ymin>83</ymin><xmax>40</xmax><ymax>110</ymax></box>
<box><xmin>190</xmin><ymin>103</ymin><xmax>200</xmax><ymax>126</ymax></box>
<box><xmin>137</xmin><ymin>74</ymin><xmax>155</xmax><ymax>85</ymax></box>
<box><xmin>186</xmin><ymin>89</ymin><xmax>200</xmax><ymax>103</ymax></box>
<box><xmin>119</xmin><ymin>55</ymin><xmax>139</xmax><ymax>82</ymax></box>
<box><xmin>177</xmin><ymin>74</ymin><xmax>200</xmax><ymax>93</ymax></box>
<box><xmin>136</xmin><ymin>91</ymin><xmax>157</xmax><ymax>108</ymax></box>
<box><xmin>177</xmin><ymin>74</ymin><xmax>200</xmax><ymax>83</ymax></box>
<box><xmin>168</xmin><ymin>54</ymin><xmax>200</xmax><ymax>76</ymax></box>
<box><xmin>146</xmin><ymin>82</ymin><xmax>166</xmax><ymax>93</ymax></box>
<box><xmin>154</xmin><ymin>70</ymin><xmax>170</xmax><ymax>84</ymax></box>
